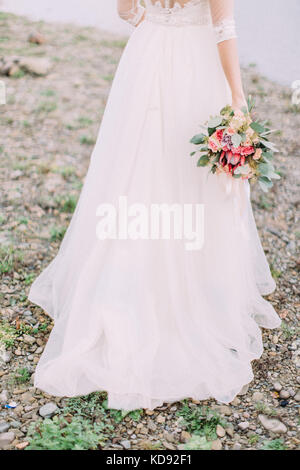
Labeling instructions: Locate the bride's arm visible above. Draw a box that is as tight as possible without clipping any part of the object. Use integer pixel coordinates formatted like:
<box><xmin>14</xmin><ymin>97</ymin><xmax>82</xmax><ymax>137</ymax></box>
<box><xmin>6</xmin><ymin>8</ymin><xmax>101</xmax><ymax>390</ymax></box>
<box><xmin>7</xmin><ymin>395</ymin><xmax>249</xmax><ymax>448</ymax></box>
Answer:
<box><xmin>117</xmin><ymin>0</ymin><xmax>145</xmax><ymax>26</ymax></box>
<box><xmin>209</xmin><ymin>0</ymin><xmax>246</xmax><ymax>110</ymax></box>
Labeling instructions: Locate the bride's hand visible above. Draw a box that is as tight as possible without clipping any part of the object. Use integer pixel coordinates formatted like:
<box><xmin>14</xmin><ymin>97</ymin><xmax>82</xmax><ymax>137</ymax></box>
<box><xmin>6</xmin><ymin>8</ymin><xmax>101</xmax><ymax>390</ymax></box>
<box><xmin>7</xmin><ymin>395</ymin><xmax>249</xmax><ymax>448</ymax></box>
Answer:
<box><xmin>232</xmin><ymin>95</ymin><xmax>247</xmax><ymax>113</ymax></box>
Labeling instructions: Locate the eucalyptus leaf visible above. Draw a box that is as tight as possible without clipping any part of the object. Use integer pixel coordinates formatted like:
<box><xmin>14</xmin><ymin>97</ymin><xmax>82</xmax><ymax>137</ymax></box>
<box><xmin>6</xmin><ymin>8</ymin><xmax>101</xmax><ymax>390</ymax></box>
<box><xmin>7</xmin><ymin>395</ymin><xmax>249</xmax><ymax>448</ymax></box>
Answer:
<box><xmin>208</xmin><ymin>115</ymin><xmax>223</xmax><ymax>128</ymax></box>
<box><xmin>197</xmin><ymin>155</ymin><xmax>210</xmax><ymax>167</ymax></box>
<box><xmin>250</xmin><ymin>121</ymin><xmax>266</xmax><ymax>134</ymax></box>
<box><xmin>231</xmin><ymin>133</ymin><xmax>242</xmax><ymax>148</ymax></box>
<box><xmin>258</xmin><ymin>176</ymin><xmax>273</xmax><ymax>192</ymax></box>
<box><xmin>190</xmin><ymin>133</ymin><xmax>207</xmax><ymax>145</ymax></box>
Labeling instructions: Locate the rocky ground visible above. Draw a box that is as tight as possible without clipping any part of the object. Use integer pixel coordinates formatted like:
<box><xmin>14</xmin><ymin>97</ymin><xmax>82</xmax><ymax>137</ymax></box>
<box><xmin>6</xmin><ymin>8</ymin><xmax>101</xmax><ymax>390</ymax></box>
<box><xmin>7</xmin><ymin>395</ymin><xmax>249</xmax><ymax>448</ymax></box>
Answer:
<box><xmin>0</xmin><ymin>12</ymin><xmax>299</xmax><ymax>451</ymax></box>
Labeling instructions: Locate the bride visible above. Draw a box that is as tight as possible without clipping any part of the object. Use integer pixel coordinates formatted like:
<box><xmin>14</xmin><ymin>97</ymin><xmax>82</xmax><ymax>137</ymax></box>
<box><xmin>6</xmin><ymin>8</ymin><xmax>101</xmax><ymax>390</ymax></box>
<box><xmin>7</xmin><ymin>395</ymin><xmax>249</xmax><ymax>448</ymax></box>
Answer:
<box><xmin>29</xmin><ymin>0</ymin><xmax>281</xmax><ymax>411</ymax></box>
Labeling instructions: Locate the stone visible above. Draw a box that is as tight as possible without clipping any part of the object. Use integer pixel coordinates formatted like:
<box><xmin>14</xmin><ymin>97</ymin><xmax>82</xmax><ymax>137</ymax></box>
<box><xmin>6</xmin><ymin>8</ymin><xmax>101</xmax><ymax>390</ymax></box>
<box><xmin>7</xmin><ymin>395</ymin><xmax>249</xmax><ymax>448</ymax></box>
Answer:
<box><xmin>22</xmin><ymin>335</ymin><xmax>36</xmax><ymax>345</ymax></box>
<box><xmin>0</xmin><ymin>349</ymin><xmax>11</xmax><ymax>364</ymax></box>
<box><xmin>39</xmin><ymin>402</ymin><xmax>58</xmax><ymax>418</ymax></box>
<box><xmin>19</xmin><ymin>58</ymin><xmax>52</xmax><ymax>76</ymax></box>
<box><xmin>120</xmin><ymin>440</ymin><xmax>131</xmax><ymax>450</ymax></box>
<box><xmin>273</xmin><ymin>382</ymin><xmax>282</xmax><ymax>392</ymax></box>
<box><xmin>0</xmin><ymin>390</ymin><xmax>9</xmax><ymax>404</ymax></box>
<box><xmin>258</xmin><ymin>415</ymin><xmax>287</xmax><ymax>434</ymax></box>
<box><xmin>218</xmin><ymin>405</ymin><xmax>232</xmax><ymax>416</ymax></box>
<box><xmin>180</xmin><ymin>431</ymin><xmax>191</xmax><ymax>443</ymax></box>
<box><xmin>294</xmin><ymin>391</ymin><xmax>300</xmax><ymax>402</ymax></box>
<box><xmin>216</xmin><ymin>424</ymin><xmax>225</xmax><ymax>438</ymax></box>
<box><xmin>0</xmin><ymin>432</ymin><xmax>15</xmax><ymax>449</ymax></box>
<box><xmin>279</xmin><ymin>390</ymin><xmax>290</xmax><ymax>399</ymax></box>
<box><xmin>238</xmin><ymin>421</ymin><xmax>249</xmax><ymax>431</ymax></box>
<box><xmin>225</xmin><ymin>427</ymin><xmax>234</xmax><ymax>437</ymax></box>
<box><xmin>0</xmin><ymin>422</ymin><xmax>10</xmax><ymax>433</ymax></box>
<box><xmin>211</xmin><ymin>439</ymin><xmax>222</xmax><ymax>450</ymax></box>
<box><xmin>232</xmin><ymin>442</ymin><xmax>242</xmax><ymax>450</ymax></box>
<box><xmin>15</xmin><ymin>441</ymin><xmax>29</xmax><ymax>450</ymax></box>
<box><xmin>252</xmin><ymin>391</ymin><xmax>264</xmax><ymax>402</ymax></box>
<box><xmin>28</xmin><ymin>32</ymin><xmax>46</xmax><ymax>45</ymax></box>
<box><xmin>156</xmin><ymin>415</ymin><xmax>165</xmax><ymax>424</ymax></box>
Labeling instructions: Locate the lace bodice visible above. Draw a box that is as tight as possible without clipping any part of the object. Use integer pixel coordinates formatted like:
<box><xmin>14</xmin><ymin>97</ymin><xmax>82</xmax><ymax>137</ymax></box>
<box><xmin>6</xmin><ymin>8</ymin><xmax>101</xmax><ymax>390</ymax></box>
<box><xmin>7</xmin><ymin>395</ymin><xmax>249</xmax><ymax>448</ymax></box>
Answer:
<box><xmin>118</xmin><ymin>1</ymin><xmax>237</xmax><ymax>43</ymax></box>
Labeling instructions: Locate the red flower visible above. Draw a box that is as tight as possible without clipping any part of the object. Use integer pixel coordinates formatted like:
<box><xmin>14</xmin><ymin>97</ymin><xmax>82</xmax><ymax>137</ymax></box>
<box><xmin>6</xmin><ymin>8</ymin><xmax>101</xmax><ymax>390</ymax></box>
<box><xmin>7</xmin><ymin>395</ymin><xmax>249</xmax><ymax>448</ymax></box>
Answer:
<box><xmin>241</xmin><ymin>146</ymin><xmax>255</xmax><ymax>156</ymax></box>
<box><xmin>232</xmin><ymin>146</ymin><xmax>242</xmax><ymax>155</ymax></box>
<box><xmin>216</xmin><ymin>129</ymin><xmax>224</xmax><ymax>142</ymax></box>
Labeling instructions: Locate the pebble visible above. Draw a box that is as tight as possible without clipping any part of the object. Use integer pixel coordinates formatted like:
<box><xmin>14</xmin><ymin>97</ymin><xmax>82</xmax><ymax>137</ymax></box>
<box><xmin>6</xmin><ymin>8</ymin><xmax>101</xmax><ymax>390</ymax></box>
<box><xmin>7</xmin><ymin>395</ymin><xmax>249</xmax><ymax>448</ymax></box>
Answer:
<box><xmin>180</xmin><ymin>431</ymin><xmax>191</xmax><ymax>443</ymax></box>
<box><xmin>211</xmin><ymin>439</ymin><xmax>222</xmax><ymax>450</ymax></box>
<box><xmin>0</xmin><ymin>432</ymin><xmax>15</xmax><ymax>449</ymax></box>
<box><xmin>279</xmin><ymin>390</ymin><xmax>290</xmax><ymax>399</ymax></box>
<box><xmin>252</xmin><ymin>392</ymin><xmax>264</xmax><ymax>402</ymax></box>
<box><xmin>273</xmin><ymin>382</ymin><xmax>282</xmax><ymax>392</ymax></box>
<box><xmin>216</xmin><ymin>424</ymin><xmax>226</xmax><ymax>438</ymax></box>
<box><xmin>120</xmin><ymin>440</ymin><xmax>131</xmax><ymax>450</ymax></box>
<box><xmin>0</xmin><ymin>350</ymin><xmax>11</xmax><ymax>364</ymax></box>
<box><xmin>0</xmin><ymin>422</ymin><xmax>10</xmax><ymax>433</ymax></box>
<box><xmin>0</xmin><ymin>390</ymin><xmax>9</xmax><ymax>404</ymax></box>
<box><xmin>232</xmin><ymin>442</ymin><xmax>242</xmax><ymax>450</ymax></box>
<box><xmin>294</xmin><ymin>391</ymin><xmax>300</xmax><ymax>402</ymax></box>
<box><xmin>258</xmin><ymin>415</ymin><xmax>287</xmax><ymax>434</ymax></box>
<box><xmin>238</xmin><ymin>421</ymin><xmax>249</xmax><ymax>431</ymax></box>
<box><xmin>39</xmin><ymin>402</ymin><xmax>58</xmax><ymax>418</ymax></box>
<box><xmin>156</xmin><ymin>415</ymin><xmax>165</xmax><ymax>424</ymax></box>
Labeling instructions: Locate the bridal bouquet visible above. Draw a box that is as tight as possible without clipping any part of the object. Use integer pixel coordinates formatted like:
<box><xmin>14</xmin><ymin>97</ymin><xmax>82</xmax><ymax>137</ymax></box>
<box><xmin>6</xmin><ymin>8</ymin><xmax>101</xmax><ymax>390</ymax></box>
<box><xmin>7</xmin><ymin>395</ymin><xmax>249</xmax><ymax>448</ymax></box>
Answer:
<box><xmin>190</xmin><ymin>97</ymin><xmax>280</xmax><ymax>192</ymax></box>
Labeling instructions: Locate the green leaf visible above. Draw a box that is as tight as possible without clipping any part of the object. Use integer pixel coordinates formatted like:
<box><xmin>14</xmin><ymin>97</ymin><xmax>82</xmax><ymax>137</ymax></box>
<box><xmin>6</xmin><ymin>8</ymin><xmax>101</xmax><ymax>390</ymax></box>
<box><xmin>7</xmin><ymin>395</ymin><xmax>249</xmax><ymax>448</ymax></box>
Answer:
<box><xmin>190</xmin><ymin>133</ymin><xmax>207</xmax><ymax>145</ymax></box>
<box><xmin>190</xmin><ymin>151</ymin><xmax>196</xmax><ymax>156</ymax></box>
<box><xmin>261</xmin><ymin>140</ymin><xmax>279</xmax><ymax>152</ymax></box>
<box><xmin>258</xmin><ymin>176</ymin><xmax>273</xmax><ymax>192</ymax></box>
<box><xmin>231</xmin><ymin>133</ymin><xmax>242</xmax><ymax>148</ymax></box>
<box><xmin>250</xmin><ymin>121</ymin><xmax>266</xmax><ymax>134</ymax></box>
<box><xmin>208</xmin><ymin>116</ymin><xmax>223</xmax><ymax>128</ymax></box>
<box><xmin>262</xmin><ymin>151</ymin><xmax>274</xmax><ymax>161</ymax></box>
<box><xmin>197</xmin><ymin>155</ymin><xmax>210</xmax><ymax>167</ymax></box>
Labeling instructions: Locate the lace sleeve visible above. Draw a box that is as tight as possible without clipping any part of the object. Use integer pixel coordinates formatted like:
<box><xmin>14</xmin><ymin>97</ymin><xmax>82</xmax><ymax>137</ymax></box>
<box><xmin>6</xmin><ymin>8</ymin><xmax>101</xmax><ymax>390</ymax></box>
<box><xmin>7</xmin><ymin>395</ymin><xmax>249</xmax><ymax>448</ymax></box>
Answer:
<box><xmin>209</xmin><ymin>0</ymin><xmax>237</xmax><ymax>44</ymax></box>
<box><xmin>117</xmin><ymin>0</ymin><xmax>145</xmax><ymax>27</ymax></box>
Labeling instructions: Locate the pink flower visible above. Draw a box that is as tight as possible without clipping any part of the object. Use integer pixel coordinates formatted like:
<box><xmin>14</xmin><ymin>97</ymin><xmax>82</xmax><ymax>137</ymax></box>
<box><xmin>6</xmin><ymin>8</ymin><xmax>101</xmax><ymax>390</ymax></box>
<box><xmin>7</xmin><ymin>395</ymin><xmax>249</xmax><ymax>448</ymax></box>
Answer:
<box><xmin>241</xmin><ymin>146</ymin><xmax>255</xmax><ymax>156</ymax></box>
<box><xmin>208</xmin><ymin>139</ymin><xmax>219</xmax><ymax>152</ymax></box>
<box><xmin>253</xmin><ymin>148</ymin><xmax>262</xmax><ymax>160</ymax></box>
<box><xmin>226</xmin><ymin>127</ymin><xmax>235</xmax><ymax>136</ymax></box>
<box><xmin>232</xmin><ymin>146</ymin><xmax>242</xmax><ymax>155</ymax></box>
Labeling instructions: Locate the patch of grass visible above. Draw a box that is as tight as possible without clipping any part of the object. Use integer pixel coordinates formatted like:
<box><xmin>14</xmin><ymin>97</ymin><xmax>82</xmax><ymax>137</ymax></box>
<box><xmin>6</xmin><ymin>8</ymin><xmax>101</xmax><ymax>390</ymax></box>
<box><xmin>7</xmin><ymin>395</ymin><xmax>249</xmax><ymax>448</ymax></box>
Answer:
<box><xmin>50</xmin><ymin>226</ymin><xmax>67</xmax><ymax>242</ymax></box>
<box><xmin>55</xmin><ymin>194</ymin><xmax>78</xmax><ymax>214</ymax></box>
<box><xmin>11</xmin><ymin>367</ymin><xmax>31</xmax><ymax>384</ymax></box>
<box><xmin>0</xmin><ymin>214</ymin><xmax>6</xmax><ymax>225</ymax></box>
<box><xmin>55</xmin><ymin>165</ymin><xmax>76</xmax><ymax>180</ymax></box>
<box><xmin>77</xmin><ymin>117</ymin><xmax>93</xmax><ymax>127</ymax></box>
<box><xmin>100</xmin><ymin>39</ymin><xmax>127</xmax><ymax>49</ymax></box>
<box><xmin>36</xmin><ymin>101</ymin><xmax>57</xmax><ymax>114</ymax></box>
<box><xmin>80</xmin><ymin>135</ymin><xmax>96</xmax><ymax>146</ymax></box>
<box><xmin>184</xmin><ymin>435</ymin><xmax>212</xmax><ymax>450</ymax></box>
<box><xmin>285</xmin><ymin>104</ymin><xmax>300</xmax><ymax>114</ymax></box>
<box><xmin>261</xmin><ymin>439</ymin><xmax>287</xmax><ymax>450</ymax></box>
<box><xmin>64</xmin><ymin>393</ymin><xmax>143</xmax><ymax>424</ymax></box>
<box><xmin>0</xmin><ymin>322</ymin><xmax>17</xmax><ymax>349</ymax></box>
<box><xmin>0</xmin><ymin>244</ymin><xmax>24</xmax><ymax>275</ymax></box>
<box><xmin>257</xmin><ymin>194</ymin><xmax>273</xmax><ymax>211</ymax></box>
<box><xmin>102</xmin><ymin>74</ymin><xmax>114</xmax><ymax>83</ymax></box>
<box><xmin>26</xmin><ymin>416</ymin><xmax>108</xmax><ymax>450</ymax></box>
<box><xmin>40</xmin><ymin>89</ymin><xmax>56</xmax><ymax>97</ymax></box>
<box><xmin>248</xmin><ymin>434</ymin><xmax>260</xmax><ymax>445</ymax></box>
<box><xmin>23</xmin><ymin>273</ymin><xmax>35</xmax><ymax>286</ymax></box>
<box><xmin>11</xmin><ymin>69</ymin><xmax>26</xmax><ymax>79</ymax></box>
<box><xmin>255</xmin><ymin>402</ymin><xmax>277</xmax><ymax>417</ymax></box>
<box><xmin>270</xmin><ymin>264</ymin><xmax>282</xmax><ymax>280</ymax></box>
<box><xmin>281</xmin><ymin>321</ymin><xmax>295</xmax><ymax>340</ymax></box>
<box><xmin>177</xmin><ymin>402</ymin><xmax>226</xmax><ymax>441</ymax></box>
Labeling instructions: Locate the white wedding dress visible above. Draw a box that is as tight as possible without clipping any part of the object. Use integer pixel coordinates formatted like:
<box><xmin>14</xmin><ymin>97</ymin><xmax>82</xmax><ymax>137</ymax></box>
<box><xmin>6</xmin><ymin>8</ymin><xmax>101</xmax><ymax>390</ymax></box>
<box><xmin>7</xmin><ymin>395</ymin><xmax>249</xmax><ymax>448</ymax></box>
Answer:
<box><xmin>29</xmin><ymin>0</ymin><xmax>281</xmax><ymax>410</ymax></box>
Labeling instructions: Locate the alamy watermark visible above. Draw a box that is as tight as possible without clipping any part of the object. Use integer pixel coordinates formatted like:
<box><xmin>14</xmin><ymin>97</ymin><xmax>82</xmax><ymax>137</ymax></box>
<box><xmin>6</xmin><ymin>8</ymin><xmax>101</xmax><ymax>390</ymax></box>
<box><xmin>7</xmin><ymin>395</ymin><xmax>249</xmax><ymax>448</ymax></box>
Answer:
<box><xmin>96</xmin><ymin>196</ymin><xmax>205</xmax><ymax>251</ymax></box>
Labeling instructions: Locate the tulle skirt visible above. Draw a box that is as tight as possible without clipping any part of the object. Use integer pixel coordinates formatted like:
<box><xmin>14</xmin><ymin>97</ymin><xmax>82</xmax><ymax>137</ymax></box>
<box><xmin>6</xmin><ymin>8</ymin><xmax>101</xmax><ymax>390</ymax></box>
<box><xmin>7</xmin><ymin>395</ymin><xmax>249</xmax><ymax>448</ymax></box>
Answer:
<box><xmin>29</xmin><ymin>19</ymin><xmax>281</xmax><ymax>410</ymax></box>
